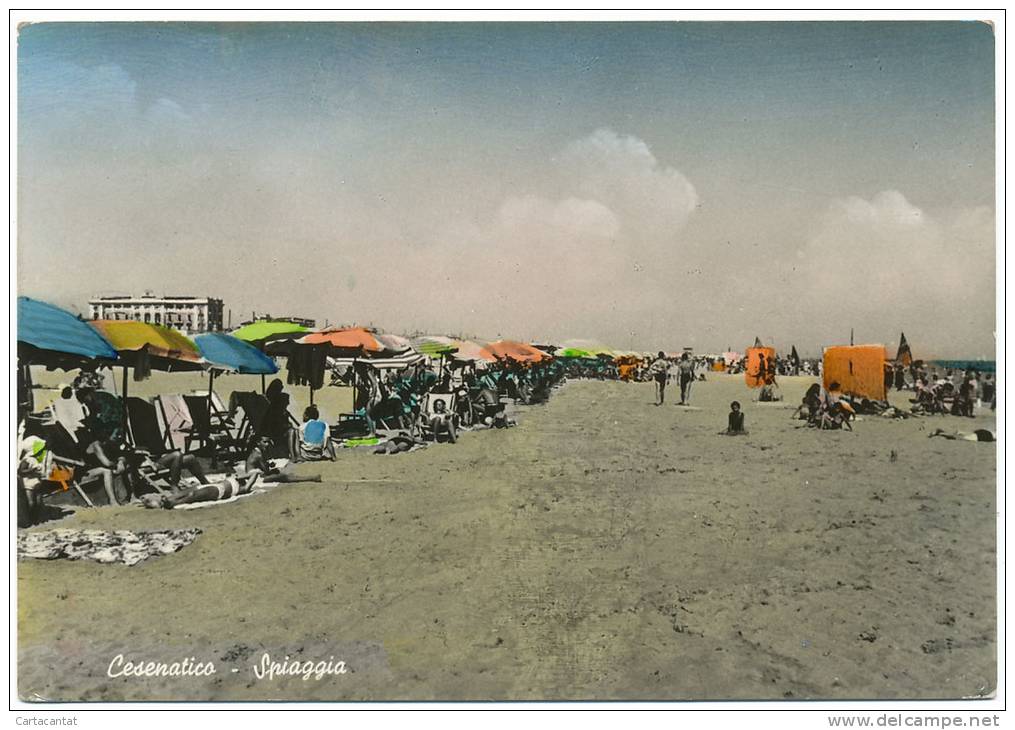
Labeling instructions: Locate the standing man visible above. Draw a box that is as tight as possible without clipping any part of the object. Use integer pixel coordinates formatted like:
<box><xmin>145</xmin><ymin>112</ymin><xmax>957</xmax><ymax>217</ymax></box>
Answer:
<box><xmin>678</xmin><ymin>352</ymin><xmax>696</xmax><ymax>405</ymax></box>
<box><xmin>649</xmin><ymin>352</ymin><xmax>670</xmax><ymax>406</ymax></box>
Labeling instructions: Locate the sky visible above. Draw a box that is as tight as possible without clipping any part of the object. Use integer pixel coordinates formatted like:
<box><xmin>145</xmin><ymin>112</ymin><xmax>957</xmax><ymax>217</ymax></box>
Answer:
<box><xmin>17</xmin><ymin>21</ymin><xmax>996</xmax><ymax>358</ymax></box>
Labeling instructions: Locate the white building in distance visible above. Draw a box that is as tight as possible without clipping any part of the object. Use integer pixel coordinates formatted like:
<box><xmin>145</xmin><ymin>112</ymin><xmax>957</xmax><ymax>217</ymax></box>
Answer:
<box><xmin>88</xmin><ymin>293</ymin><xmax>225</xmax><ymax>333</ymax></box>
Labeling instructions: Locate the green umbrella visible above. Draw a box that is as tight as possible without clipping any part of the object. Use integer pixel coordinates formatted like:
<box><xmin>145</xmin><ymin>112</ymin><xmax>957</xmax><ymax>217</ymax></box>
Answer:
<box><xmin>231</xmin><ymin>320</ymin><xmax>309</xmax><ymax>343</ymax></box>
<box><xmin>557</xmin><ymin>347</ymin><xmax>596</xmax><ymax>359</ymax></box>
<box><xmin>231</xmin><ymin>320</ymin><xmax>309</xmax><ymax>393</ymax></box>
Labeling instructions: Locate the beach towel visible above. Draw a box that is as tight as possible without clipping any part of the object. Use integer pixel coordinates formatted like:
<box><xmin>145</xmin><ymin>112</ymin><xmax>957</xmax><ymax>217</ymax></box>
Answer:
<box><xmin>17</xmin><ymin>528</ymin><xmax>202</xmax><ymax>566</ymax></box>
<box><xmin>170</xmin><ymin>459</ymin><xmax>292</xmax><ymax>510</ymax></box>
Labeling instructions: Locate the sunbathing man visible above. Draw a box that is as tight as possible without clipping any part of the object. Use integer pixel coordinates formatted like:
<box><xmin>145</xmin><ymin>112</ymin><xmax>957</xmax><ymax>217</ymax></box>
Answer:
<box><xmin>144</xmin><ymin>437</ymin><xmax>322</xmax><ymax>509</ymax></box>
<box><xmin>928</xmin><ymin>428</ymin><xmax>995</xmax><ymax>443</ymax></box>
<box><xmin>373</xmin><ymin>431</ymin><xmax>423</xmax><ymax>455</ymax></box>
<box><xmin>146</xmin><ymin>470</ymin><xmax>261</xmax><ymax>509</ymax></box>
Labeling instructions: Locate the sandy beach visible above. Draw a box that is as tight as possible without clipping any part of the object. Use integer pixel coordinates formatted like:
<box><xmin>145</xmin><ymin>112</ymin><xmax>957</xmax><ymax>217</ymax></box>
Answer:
<box><xmin>17</xmin><ymin>374</ymin><xmax>996</xmax><ymax>701</ymax></box>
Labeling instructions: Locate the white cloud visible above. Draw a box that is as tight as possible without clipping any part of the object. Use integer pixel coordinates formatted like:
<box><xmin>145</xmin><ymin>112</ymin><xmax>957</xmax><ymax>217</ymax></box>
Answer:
<box><xmin>561</xmin><ymin>128</ymin><xmax>699</xmax><ymax>238</ymax></box>
<box><xmin>793</xmin><ymin>190</ymin><xmax>995</xmax><ymax>355</ymax></box>
<box><xmin>285</xmin><ymin>129</ymin><xmax>702</xmax><ymax>342</ymax></box>
<box><xmin>835</xmin><ymin>190</ymin><xmax>925</xmax><ymax>227</ymax></box>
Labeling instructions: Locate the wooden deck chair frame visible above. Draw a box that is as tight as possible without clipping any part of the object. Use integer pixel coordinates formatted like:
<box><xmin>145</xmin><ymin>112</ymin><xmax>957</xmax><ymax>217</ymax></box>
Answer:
<box><xmin>125</xmin><ymin>396</ymin><xmax>173</xmax><ymax>455</ymax></box>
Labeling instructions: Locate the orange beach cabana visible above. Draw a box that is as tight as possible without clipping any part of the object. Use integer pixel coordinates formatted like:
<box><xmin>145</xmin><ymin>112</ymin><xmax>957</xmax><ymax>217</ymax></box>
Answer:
<box><xmin>822</xmin><ymin>344</ymin><xmax>888</xmax><ymax>401</ymax></box>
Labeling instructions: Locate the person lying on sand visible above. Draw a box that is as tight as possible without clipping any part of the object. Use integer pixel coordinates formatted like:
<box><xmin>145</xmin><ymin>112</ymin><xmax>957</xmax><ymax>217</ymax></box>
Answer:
<box><xmin>720</xmin><ymin>401</ymin><xmax>748</xmax><ymax>435</ymax></box>
<box><xmin>928</xmin><ymin>427</ymin><xmax>995</xmax><ymax>442</ymax></box>
<box><xmin>373</xmin><ymin>431</ymin><xmax>423</xmax><ymax>455</ymax></box>
<box><xmin>143</xmin><ymin>471</ymin><xmax>261</xmax><ymax>509</ymax></box>
<box><xmin>141</xmin><ymin>437</ymin><xmax>323</xmax><ymax>509</ymax></box>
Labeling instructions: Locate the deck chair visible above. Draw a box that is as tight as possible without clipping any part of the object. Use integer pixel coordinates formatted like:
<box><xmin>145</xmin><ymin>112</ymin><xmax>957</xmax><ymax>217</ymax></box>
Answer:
<box><xmin>156</xmin><ymin>394</ymin><xmax>194</xmax><ymax>452</ymax></box>
<box><xmin>126</xmin><ymin>397</ymin><xmax>173</xmax><ymax>455</ymax></box>
<box><xmin>30</xmin><ymin>422</ymin><xmax>112</xmax><ymax>508</ymax></box>
<box><xmin>191</xmin><ymin>389</ymin><xmax>229</xmax><ymax>416</ymax></box>
<box><xmin>419</xmin><ymin>392</ymin><xmax>459</xmax><ymax>442</ymax></box>
<box><xmin>180</xmin><ymin>394</ymin><xmax>246</xmax><ymax>465</ymax></box>
<box><xmin>124</xmin><ymin>397</ymin><xmax>188</xmax><ymax>494</ymax></box>
<box><xmin>229</xmin><ymin>391</ymin><xmax>269</xmax><ymax>445</ymax></box>
<box><xmin>334</xmin><ymin>411</ymin><xmax>372</xmax><ymax>440</ymax></box>
<box><xmin>295</xmin><ymin>419</ymin><xmax>337</xmax><ymax>461</ymax></box>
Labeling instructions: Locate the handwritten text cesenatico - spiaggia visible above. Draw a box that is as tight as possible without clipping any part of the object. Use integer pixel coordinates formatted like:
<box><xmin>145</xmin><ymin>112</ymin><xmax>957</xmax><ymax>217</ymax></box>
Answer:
<box><xmin>106</xmin><ymin>653</ymin><xmax>349</xmax><ymax>681</ymax></box>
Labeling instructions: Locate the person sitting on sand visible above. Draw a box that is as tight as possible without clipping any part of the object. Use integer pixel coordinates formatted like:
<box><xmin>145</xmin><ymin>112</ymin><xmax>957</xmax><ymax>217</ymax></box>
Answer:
<box><xmin>820</xmin><ymin>381</ymin><xmax>842</xmax><ymax>410</ymax></box>
<box><xmin>291</xmin><ymin>405</ymin><xmax>336</xmax><ymax>462</ymax></box>
<box><xmin>721</xmin><ymin>401</ymin><xmax>747</xmax><ymax>435</ymax></box>
<box><xmin>758</xmin><ymin>382</ymin><xmax>782</xmax><ymax>402</ymax></box>
<box><xmin>241</xmin><ymin>437</ymin><xmax>322</xmax><ymax>484</ymax></box>
<box><xmin>928</xmin><ymin>427</ymin><xmax>995</xmax><ymax>442</ymax></box>
<box><xmin>794</xmin><ymin>383</ymin><xmax>822</xmax><ymax>422</ymax></box>
<box><xmin>819</xmin><ymin>400</ymin><xmax>854</xmax><ymax>431</ymax></box>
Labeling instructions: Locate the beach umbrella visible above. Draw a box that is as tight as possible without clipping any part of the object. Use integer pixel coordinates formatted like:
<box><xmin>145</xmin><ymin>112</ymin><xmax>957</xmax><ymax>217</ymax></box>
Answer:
<box><xmin>293</xmin><ymin>327</ymin><xmax>418</xmax><ymax>404</ymax></box>
<box><xmin>231</xmin><ymin>320</ymin><xmax>309</xmax><ymax>344</ymax></box>
<box><xmin>194</xmin><ymin>332</ymin><xmax>279</xmax><ymax>419</ymax></box>
<box><xmin>17</xmin><ymin>297</ymin><xmax>119</xmax><ymax>413</ymax></box>
<box><xmin>231</xmin><ymin>320</ymin><xmax>310</xmax><ymax>363</ymax></box>
<box><xmin>297</xmin><ymin>327</ymin><xmax>412</xmax><ymax>356</ymax></box>
<box><xmin>90</xmin><ymin>321</ymin><xmax>203</xmax><ymax>369</ymax></box>
<box><xmin>17</xmin><ymin>297</ymin><xmax>118</xmax><ymax>368</ymax></box>
<box><xmin>560</xmin><ymin>339</ymin><xmax>615</xmax><ymax>357</ymax></box>
<box><xmin>89</xmin><ymin>320</ymin><xmax>205</xmax><ymax>406</ymax></box>
<box><xmin>484</xmin><ymin>340</ymin><xmax>550</xmax><ymax>364</ymax></box>
<box><xmin>194</xmin><ymin>333</ymin><xmax>278</xmax><ymax>375</ymax></box>
<box><xmin>411</xmin><ymin>335</ymin><xmax>460</xmax><ymax>358</ymax></box>
<box><xmin>451</xmin><ymin>339</ymin><xmax>498</xmax><ymax>363</ymax></box>
<box><xmin>557</xmin><ymin>347</ymin><xmax>597</xmax><ymax>359</ymax></box>
<box><xmin>411</xmin><ymin>335</ymin><xmax>461</xmax><ymax>382</ymax></box>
